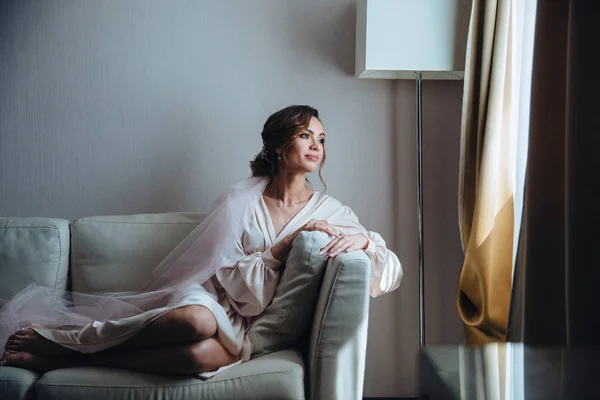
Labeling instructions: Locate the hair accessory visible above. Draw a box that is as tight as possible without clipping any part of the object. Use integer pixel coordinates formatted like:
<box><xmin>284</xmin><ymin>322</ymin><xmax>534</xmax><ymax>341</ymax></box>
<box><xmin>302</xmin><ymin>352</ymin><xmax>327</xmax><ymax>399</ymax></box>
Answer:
<box><xmin>258</xmin><ymin>148</ymin><xmax>271</xmax><ymax>164</ymax></box>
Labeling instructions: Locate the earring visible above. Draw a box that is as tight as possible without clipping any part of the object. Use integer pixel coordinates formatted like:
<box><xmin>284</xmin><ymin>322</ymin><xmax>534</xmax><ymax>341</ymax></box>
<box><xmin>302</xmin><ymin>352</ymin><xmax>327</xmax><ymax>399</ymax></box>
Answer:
<box><xmin>277</xmin><ymin>156</ymin><xmax>281</xmax><ymax>160</ymax></box>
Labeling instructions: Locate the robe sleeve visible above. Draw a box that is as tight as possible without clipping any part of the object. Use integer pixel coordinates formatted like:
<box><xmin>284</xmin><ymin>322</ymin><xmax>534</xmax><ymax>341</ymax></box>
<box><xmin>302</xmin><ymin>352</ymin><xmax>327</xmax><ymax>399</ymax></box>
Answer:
<box><xmin>331</xmin><ymin>206</ymin><xmax>403</xmax><ymax>298</ymax></box>
<box><xmin>215</xmin><ymin>248</ymin><xmax>282</xmax><ymax>317</ymax></box>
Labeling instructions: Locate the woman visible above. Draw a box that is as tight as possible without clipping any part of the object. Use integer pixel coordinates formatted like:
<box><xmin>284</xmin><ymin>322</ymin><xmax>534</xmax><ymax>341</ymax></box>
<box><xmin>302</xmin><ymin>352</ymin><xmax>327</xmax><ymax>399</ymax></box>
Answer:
<box><xmin>0</xmin><ymin>105</ymin><xmax>403</xmax><ymax>376</ymax></box>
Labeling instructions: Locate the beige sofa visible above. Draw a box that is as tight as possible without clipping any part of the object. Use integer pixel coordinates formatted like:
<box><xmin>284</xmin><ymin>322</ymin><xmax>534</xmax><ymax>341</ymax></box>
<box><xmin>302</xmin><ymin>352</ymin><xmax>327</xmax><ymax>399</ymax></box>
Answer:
<box><xmin>0</xmin><ymin>213</ymin><xmax>372</xmax><ymax>400</ymax></box>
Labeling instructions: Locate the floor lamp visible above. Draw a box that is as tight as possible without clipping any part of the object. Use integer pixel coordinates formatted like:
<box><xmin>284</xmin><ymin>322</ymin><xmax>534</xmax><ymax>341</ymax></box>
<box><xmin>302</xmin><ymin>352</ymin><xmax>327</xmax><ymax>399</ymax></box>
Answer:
<box><xmin>355</xmin><ymin>0</ymin><xmax>470</xmax><ymax>350</ymax></box>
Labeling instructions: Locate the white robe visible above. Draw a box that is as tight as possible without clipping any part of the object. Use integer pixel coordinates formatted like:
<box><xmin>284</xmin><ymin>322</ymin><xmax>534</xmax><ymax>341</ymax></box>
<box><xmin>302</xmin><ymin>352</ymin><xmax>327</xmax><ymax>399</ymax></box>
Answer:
<box><xmin>34</xmin><ymin>191</ymin><xmax>403</xmax><ymax>378</ymax></box>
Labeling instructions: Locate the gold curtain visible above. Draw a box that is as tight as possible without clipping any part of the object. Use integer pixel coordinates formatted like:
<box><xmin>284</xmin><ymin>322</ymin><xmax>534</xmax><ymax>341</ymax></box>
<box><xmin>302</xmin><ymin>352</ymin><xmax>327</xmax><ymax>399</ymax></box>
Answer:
<box><xmin>457</xmin><ymin>0</ymin><xmax>519</xmax><ymax>344</ymax></box>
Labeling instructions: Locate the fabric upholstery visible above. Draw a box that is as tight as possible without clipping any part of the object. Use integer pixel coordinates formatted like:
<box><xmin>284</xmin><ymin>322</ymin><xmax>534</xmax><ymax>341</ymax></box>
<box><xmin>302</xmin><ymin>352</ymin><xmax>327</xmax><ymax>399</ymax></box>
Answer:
<box><xmin>308</xmin><ymin>251</ymin><xmax>371</xmax><ymax>400</ymax></box>
<box><xmin>34</xmin><ymin>349</ymin><xmax>304</xmax><ymax>400</ymax></box>
<box><xmin>248</xmin><ymin>231</ymin><xmax>329</xmax><ymax>357</ymax></box>
<box><xmin>0</xmin><ymin>366</ymin><xmax>39</xmax><ymax>400</ymax></box>
<box><xmin>70</xmin><ymin>213</ymin><xmax>205</xmax><ymax>293</ymax></box>
<box><xmin>0</xmin><ymin>218</ymin><xmax>69</xmax><ymax>299</ymax></box>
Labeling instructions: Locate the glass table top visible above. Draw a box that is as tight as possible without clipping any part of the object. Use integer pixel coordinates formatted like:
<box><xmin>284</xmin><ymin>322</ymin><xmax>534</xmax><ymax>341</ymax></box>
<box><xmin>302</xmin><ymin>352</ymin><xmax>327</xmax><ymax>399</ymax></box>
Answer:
<box><xmin>421</xmin><ymin>343</ymin><xmax>599</xmax><ymax>400</ymax></box>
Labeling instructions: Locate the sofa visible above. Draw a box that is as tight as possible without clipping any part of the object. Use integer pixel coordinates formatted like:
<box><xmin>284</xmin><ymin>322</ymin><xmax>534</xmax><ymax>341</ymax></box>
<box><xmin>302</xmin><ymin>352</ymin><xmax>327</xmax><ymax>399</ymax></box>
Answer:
<box><xmin>0</xmin><ymin>212</ymin><xmax>372</xmax><ymax>400</ymax></box>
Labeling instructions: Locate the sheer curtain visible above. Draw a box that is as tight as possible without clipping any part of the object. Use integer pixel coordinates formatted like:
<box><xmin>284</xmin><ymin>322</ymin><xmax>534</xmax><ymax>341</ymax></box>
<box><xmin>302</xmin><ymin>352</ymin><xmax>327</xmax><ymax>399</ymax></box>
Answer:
<box><xmin>508</xmin><ymin>0</ymin><xmax>600</xmax><ymax>346</ymax></box>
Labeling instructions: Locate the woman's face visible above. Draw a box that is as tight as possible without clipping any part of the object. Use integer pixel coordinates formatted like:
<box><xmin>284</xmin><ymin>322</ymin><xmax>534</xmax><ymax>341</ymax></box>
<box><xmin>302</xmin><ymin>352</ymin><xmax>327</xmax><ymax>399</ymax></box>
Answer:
<box><xmin>280</xmin><ymin>117</ymin><xmax>325</xmax><ymax>174</ymax></box>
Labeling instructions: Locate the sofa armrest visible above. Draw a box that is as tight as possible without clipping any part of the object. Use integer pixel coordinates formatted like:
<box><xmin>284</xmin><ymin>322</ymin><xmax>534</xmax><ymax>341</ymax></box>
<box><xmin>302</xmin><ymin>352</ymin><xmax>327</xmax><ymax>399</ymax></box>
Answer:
<box><xmin>307</xmin><ymin>250</ymin><xmax>371</xmax><ymax>400</ymax></box>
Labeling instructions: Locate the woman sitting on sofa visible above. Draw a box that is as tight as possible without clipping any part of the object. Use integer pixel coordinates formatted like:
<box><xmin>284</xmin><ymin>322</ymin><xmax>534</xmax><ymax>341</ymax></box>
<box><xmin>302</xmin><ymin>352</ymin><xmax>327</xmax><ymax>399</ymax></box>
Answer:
<box><xmin>0</xmin><ymin>105</ymin><xmax>403</xmax><ymax>376</ymax></box>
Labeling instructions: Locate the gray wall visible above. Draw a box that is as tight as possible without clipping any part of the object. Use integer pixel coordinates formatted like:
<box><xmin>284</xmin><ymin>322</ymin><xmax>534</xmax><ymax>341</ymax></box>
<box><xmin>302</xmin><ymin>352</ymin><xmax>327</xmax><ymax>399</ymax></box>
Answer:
<box><xmin>386</xmin><ymin>80</ymin><xmax>465</xmax><ymax>395</ymax></box>
<box><xmin>0</xmin><ymin>0</ymin><xmax>464</xmax><ymax>396</ymax></box>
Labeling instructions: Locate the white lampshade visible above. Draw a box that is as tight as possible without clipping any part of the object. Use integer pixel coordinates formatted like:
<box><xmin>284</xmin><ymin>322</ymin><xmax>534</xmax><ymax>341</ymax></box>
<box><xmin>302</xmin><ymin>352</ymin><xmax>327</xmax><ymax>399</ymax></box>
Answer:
<box><xmin>355</xmin><ymin>0</ymin><xmax>471</xmax><ymax>80</ymax></box>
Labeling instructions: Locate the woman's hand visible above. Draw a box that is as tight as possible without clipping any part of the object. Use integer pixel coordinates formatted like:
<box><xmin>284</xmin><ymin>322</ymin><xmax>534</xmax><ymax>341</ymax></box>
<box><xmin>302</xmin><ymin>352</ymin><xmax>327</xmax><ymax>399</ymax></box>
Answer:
<box><xmin>319</xmin><ymin>233</ymin><xmax>369</xmax><ymax>260</ymax></box>
<box><xmin>271</xmin><ymin>219</ymin><xmax>339</xmax><ymax>262</ymax></box>
<box><xmin>296</xmin><ymin>219</ymin><xmax>340</xmax><ymax>238</ymax></box>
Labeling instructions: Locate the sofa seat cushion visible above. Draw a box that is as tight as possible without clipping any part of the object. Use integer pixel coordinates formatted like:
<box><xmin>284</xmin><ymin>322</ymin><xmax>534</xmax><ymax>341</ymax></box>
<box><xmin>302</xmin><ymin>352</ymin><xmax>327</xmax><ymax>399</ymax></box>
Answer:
<box><xmin>33</xmin><ymin>349</ymin><xmax>304</xmax><ymax>400</ymax></box>
<box><xmin>0</xmin><ymin>366</ymin><xmax>40</xmax><ymax>400</ymax></box>
<box><xmin>0</xmin><ymin>218</ymin><xmax>70</xmax><ymax>299</ymax></box>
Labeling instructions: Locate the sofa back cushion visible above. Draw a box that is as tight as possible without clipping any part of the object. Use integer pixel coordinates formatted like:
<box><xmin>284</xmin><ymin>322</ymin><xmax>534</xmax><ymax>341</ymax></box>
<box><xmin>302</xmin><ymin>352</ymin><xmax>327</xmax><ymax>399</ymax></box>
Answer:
<box><xmin>0</xmin><ymin>218</ymin><xmax>70</xmax><ymax>299</ymax></box>
<box><xmin>70</xmin><ymin>213</ymin><xmax>205</xmax><ymax>293</ymax></box>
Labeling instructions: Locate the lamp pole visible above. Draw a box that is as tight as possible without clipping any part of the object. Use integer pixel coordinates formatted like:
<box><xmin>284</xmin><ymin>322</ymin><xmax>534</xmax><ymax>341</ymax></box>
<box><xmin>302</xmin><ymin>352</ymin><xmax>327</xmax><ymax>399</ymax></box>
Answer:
<box><xmin>416</xmin><ymin>71</ymin><xmax>425</xmax><ymax>350</ymax></box>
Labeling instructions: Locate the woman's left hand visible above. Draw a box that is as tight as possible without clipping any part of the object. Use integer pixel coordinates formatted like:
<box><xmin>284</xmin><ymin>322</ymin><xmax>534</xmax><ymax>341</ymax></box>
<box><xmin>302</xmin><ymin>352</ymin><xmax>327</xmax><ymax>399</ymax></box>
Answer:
<box><xmin>319</xmin><ymin>233</ymin><xmax>369</xmax><ymax>259</ymax></box>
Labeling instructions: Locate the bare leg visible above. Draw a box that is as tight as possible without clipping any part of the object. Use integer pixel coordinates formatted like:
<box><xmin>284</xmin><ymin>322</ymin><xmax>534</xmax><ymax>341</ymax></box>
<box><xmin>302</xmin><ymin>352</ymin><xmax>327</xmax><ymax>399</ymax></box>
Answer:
<box><xmin>112</xmin><ymin>305</ymin><xmax>218</xmax><ymax>350</ymax></box>
<box><xmin>0</xmin><ymin>338</ymin><xmax>237</xmax><ymax>376</ymax></box>
<box><xmin>4</xmin><ymin>305</ymin><xmax>217</xmax><ymax>357</ymax></box>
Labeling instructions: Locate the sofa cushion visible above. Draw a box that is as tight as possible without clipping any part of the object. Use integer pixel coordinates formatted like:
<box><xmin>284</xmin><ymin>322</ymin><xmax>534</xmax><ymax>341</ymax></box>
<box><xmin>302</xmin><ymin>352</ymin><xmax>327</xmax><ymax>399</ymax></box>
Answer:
<box><xmin>248</xmin><ymin>231</ymin><xmax>329</xmax><ymax>357</ymax></box>
<box><xmin>70</xmin><ymin>213</ymin><xmax>205</xmax><ymax>293</ymax></box>
<box><xmin>33</xmin><ymin>349</ymin><xmax>304</xmax><ymax>400</ymax></box>
<box><xmin>0</xmin><ymin>366</ymin><xmax>39</xmax><ymax>400</ymax></box>
<box><xmin>0</xmin><ymin>218</ymin><xmax>70</xmax><ymax>299</ymax></box>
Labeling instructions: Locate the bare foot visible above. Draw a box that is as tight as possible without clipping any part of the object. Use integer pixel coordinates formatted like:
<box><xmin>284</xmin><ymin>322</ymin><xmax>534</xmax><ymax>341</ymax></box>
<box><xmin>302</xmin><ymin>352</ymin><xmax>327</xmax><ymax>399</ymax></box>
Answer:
<box><xmin>4</xmin><ymin>329</ymin><xmax>77</xmax><ymax>358</ymax></box>
<box><xmin>0</xmin><ymin>351</ymin><xmax>62</xmax><ymax>373</ymax></box>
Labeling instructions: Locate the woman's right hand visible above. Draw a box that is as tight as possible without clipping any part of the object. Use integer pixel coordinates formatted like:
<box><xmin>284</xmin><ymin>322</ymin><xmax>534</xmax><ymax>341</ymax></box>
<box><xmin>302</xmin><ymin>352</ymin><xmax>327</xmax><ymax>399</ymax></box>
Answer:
<box><xmin>294</xmin><ymin>219</ymin><xmax>340</xmax><ymax>239</ymax></box>
<box><xmin>270</xmin><ymin>219</ymin><xmax>339</xmax><ymax>262</ymax></box>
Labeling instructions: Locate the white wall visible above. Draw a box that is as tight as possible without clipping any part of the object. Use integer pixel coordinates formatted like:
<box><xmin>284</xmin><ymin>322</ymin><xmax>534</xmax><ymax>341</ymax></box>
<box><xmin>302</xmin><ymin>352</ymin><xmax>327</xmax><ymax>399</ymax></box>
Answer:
<box><xmin>0</xmin><ymin>0</ymin><xmax>464</xmax><ymax>396</ymax></box>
